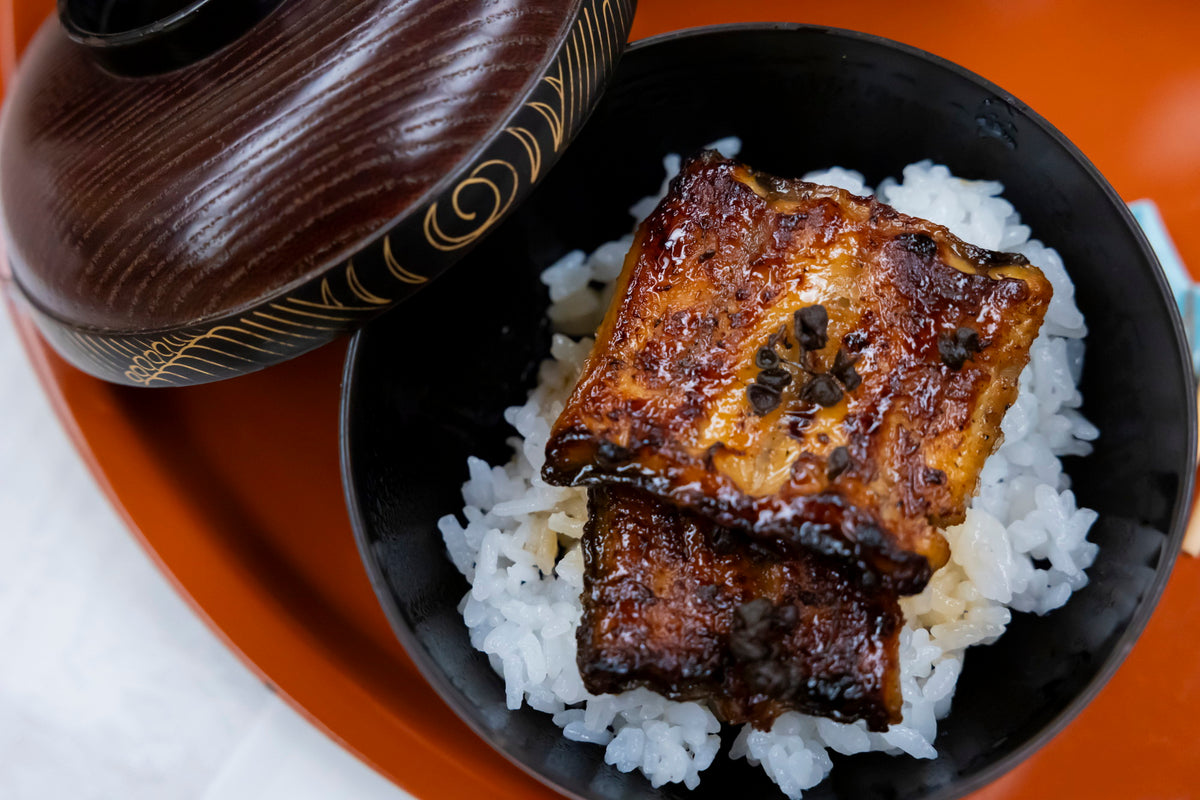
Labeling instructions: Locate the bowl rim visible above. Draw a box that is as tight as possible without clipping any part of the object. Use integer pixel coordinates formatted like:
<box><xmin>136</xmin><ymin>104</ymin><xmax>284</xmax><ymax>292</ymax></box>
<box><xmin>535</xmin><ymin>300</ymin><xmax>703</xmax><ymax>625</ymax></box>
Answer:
<box><xmin>340</xmin><ymin>20</ymin><xmax>1198</xmax><ymax>800</ymax></box>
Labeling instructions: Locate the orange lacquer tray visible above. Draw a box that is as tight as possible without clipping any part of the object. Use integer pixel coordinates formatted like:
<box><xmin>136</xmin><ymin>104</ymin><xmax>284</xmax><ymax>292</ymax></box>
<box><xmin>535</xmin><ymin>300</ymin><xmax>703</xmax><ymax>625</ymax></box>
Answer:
<box><xmin>3</xmin><ymin>2</ymin><xmax>1200</xmax><ymax>798</ymax></box>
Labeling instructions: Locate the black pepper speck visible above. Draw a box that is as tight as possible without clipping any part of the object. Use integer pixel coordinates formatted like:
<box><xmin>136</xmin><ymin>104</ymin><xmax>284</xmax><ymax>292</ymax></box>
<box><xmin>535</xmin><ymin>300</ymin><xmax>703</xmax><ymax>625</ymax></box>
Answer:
<box><xmin>747</xmin><ymin>383</ymin><xmax>781</xmax><ymax>415</ymax></box>
<box><xmin>827</xmin><ymin>446</ymin><xmax>851</xmax><ymax>480</ymax></box>
<box><xmin>755</xmin><ymin>367</ymin><xmax>792</xmax><ymax>390</ymax></box>
<box><xmin>755</xmin><ymin>346</ymin><xmax>780</xmax><ymax>369</ymax></box>
<box><xmin>938</xmin><ymin>326</ymin><xmax>985</xmax><ymax>370</ymax></box>
<box><xmin>831</xmin><ymin>347</ymin><xmax>862</xmax><ymax>391</ymax></box>
<box><xmin>794</xmin><ymin>305</ymin><xmax>829</xmax><ymax>351</ymax></box>
<box><xmin>802</xmin><ymin>374</ymin><xmax>843</xmax><ymax>407</ymax></box>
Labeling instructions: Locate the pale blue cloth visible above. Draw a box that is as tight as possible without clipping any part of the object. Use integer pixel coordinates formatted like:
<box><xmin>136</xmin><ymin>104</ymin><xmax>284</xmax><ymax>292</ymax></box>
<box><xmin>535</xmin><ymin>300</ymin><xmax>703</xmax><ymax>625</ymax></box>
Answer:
<box><xmin>1129</xmin><ymin>199</ymin><xmax>1198</xmax><ymax>374</ymax></box>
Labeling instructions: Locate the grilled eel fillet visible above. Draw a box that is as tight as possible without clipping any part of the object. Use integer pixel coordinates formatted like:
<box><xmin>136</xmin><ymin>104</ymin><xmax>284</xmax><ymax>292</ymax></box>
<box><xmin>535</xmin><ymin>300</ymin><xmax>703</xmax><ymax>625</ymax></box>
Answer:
<box><xmin>579</xmin><ymin>485</ymin><xmax>903</xmax><ymax>731</ymax></box>
<box><xmin>544</xmin><ymin>152</ymin><xmax>1052</xmax><ymax>593</ymax></box>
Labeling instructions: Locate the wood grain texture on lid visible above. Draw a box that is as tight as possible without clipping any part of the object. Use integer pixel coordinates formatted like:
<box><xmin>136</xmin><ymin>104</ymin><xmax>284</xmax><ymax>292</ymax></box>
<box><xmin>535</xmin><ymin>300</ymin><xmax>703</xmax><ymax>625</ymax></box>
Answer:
<box><xmin>0</xmin><ymin>0</ymin><xmax>634</xmax><ymax>385</ymax></box>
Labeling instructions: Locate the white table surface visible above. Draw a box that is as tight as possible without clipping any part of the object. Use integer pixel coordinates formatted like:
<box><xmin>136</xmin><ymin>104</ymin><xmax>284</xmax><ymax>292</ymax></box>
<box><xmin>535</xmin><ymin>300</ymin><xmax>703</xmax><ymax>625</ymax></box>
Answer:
<box><xmin>0</xmin><ymin>298</ymin><xmax>416</xmax><ymax>800</ymax></box>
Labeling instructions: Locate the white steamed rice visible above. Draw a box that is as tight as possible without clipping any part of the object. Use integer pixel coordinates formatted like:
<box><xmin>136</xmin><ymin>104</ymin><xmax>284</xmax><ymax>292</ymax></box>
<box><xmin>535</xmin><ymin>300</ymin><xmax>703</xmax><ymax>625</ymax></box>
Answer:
<box><xmin>438</xmin><ymin>138</ymin><xmax>1100</xmax><ymax>797</ymax></box>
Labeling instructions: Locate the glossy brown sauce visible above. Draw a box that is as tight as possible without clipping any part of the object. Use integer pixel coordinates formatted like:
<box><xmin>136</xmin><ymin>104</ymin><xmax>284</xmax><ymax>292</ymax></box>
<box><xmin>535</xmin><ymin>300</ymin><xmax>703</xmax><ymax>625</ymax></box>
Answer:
<box><xmin>578</xmin><ymin>485</ymin><xmax>902</xmax><ymax>731</ymax></box>
<box><xmin>545</xmin><ymin>151</ymin><xmax>1051</xmax><ymax>594</ymax></box>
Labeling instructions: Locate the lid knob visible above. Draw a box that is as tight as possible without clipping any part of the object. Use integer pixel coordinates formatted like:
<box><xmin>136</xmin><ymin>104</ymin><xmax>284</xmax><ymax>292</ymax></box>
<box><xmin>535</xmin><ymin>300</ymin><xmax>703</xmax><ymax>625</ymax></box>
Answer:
<box><xmin>58</xmin><ymin>0</ymin><xmax>285</xmax><ymax>75</ymax></box>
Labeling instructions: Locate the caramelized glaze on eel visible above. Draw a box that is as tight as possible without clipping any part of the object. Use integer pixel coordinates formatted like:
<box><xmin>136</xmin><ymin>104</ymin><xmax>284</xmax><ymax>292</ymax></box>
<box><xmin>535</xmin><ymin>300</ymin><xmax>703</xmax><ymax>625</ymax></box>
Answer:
<box><xmin>544</xmin><ymin>152</ymin><xmax>1052</xmax><ymax>594</ymax></box>
<box><xmin>579</xmin><ymin>485</ymin><xmax>903</xmax><ymax>731</ymax></box>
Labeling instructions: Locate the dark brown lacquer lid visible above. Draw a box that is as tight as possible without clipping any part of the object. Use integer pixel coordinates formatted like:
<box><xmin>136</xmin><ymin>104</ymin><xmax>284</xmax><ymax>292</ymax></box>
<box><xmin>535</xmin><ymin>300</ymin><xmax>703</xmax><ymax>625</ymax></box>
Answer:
<box><xmin>0</xmin><ymin>0</ymin><xmax>634</xmax><ymax>386</ymax></box>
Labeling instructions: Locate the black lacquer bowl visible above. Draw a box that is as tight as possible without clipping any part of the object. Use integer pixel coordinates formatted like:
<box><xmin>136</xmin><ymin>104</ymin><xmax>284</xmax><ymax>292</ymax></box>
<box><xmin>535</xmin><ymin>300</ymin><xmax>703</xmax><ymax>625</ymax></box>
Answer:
<box><xmin>341</xmin><ymin>24</ymin><xmax>1195</xmax><ymax>800</ymax></box>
